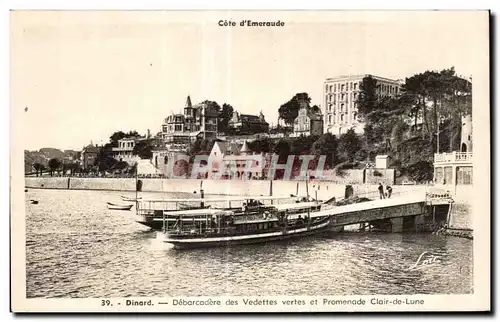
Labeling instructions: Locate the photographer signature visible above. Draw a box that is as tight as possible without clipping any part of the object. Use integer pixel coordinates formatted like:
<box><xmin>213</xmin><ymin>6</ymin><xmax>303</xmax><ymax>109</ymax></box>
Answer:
<box><xmin>409</xmin><ymin>251</ymin><xmax>442</xmax><ymax>271</ymax></box>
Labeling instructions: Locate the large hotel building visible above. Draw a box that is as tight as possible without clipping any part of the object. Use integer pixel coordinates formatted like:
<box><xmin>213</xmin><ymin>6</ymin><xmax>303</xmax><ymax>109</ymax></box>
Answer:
<box><xmin>323</xmin><ymin>74</ymin><xmax>402</xmax><ymax>135</ymax></box>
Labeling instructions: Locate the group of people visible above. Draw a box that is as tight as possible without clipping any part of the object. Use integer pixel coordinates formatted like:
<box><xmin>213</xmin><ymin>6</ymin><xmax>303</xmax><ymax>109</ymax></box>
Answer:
<box><xmin>378</xmin><ymin>183</ymin><xmax>393</xmax><ymax>199</ymax></box>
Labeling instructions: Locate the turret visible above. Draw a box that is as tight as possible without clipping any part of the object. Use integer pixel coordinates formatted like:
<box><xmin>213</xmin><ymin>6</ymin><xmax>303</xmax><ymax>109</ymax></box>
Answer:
<box><xmin>460</xmin><ymin>114</ymin><xmax>473</xmax><ymax>152</ymax></box>
<box><xmin>184</xmin><ymin>95</ymin><xmax>193</xmax><ymax>117</ymax></box>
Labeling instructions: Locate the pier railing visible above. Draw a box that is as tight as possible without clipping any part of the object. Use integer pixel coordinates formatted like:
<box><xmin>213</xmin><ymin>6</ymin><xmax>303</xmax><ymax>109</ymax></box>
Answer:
<box><xmin>353</xmin><ymin>189</ymin><xmax>412</xmax><ymax>201</ymax></box>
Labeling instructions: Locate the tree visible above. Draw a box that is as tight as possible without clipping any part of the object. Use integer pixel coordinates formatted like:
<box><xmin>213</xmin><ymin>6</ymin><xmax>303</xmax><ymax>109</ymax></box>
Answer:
<box><xmin>126</xmin><ymin>130</ymin><xmax>140</xmax><ymax>137</ymax></box>
<box><xmin>273</xmin><ymin>139</ymin><xmax>291</xmax><ymax>162</ymax></box>
<box><xmin>200</xmin><ymin>100</ymin><xmax>221</xmax><ymax>112</ymax></box>
<box><xmin>33</xmin><ymin>162</ymin><xmax>43</xmax><ymax>177</ymax></box>
<box><xmin>312</xmin><ymin>133</ymin><xmax>338</xmax><ymax>168</ymax></box>
<box><xmin>356</xmin><ymin>76</ymin><xmax>379</xmax><ymax>120</ymax></box>
<box><xmin>113</xmin><ymin>161</ymin><xmax>129</xmax><ymax>172</ymax></box>
<box><xmin>278</xmin><ymin>92</ymin><xmax>311</xmax><ymax>125</ymax></box>
<box><xmin>310</xmin><ymin>105</ymin><xmax>321</xmax><ymax>114</ymax></box>
<box><xmin>401</xmin><ymin>73</ymin><xmax>428</xmax><ymax>135</ymax></box>
<box><xmin>48</xmin><ymin>158</ymin><xmax>61</xmax><ymax>176</ymax></box>
<box><xmin>133</xmin><ymin>140</ymin><xmax>153</xmax><ymax>159</ymax></box>
<box><xmin>70</xmin><ymin>162</ymin><xmax>81</xmax><ymax>175</ymax></box>
<box><xmin>338</xmin><ymin>129</ymin><xmax>361</xmax><ymax>163</ymax></box>
<box><xmin>95</xmin><ymin>143</ymin><xmax>117</xmax><ymax>173</ymax></box>
<box><xmin>248</xmin><ymin>138</ymin><xmax>273</xmax><ymax>154</ymax></box>
<box><xmin>290</xmin><ymin>135</ymin><xmax>318</xmax><ymax>155</ymax></box>
<box><xmin>406</xmin><ymin>161</ymin><xmax>433</xmax><ymax>183</ymax></box>
<box><xmin>110</xmin><ymin>131</ymin><xmax>126</xmax><ymax>145</ymax></box>
<box><xmin>109</xmin><ymin>130</ymin><xmax>141</xmax><ymax>146</ymax></box>
<box><xmin>218</xmin><ymin>103</ymin><xmax>234</xmax><ymax>134</ymax></box>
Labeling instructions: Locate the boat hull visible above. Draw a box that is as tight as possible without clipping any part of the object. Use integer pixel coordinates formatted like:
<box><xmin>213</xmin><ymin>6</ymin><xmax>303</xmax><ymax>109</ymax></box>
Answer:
<box><xmin>136</xmin><ymin>219</ymin><xmax>163</xmax><ymax>230</ymax></box>
<box><xmin>161</xmin><ymin>219</ymin><xmax>332</xmax><ymax>249</ymax></box>
<box><xmin>107</xmin><ymin>203</ymin><xmax>134</xmax><ymax>210</ymax></box>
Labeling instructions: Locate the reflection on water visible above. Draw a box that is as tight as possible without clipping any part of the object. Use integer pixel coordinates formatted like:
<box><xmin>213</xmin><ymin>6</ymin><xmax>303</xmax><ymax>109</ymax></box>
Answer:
<box><xmin>24</xmin><ymin>189</ymin><xmax>473</xmax><ymax>298</ymax></box>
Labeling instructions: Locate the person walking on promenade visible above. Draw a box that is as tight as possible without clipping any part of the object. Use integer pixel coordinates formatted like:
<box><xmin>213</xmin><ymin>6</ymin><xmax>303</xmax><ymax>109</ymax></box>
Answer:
<box><xmin>386</xmin><ymin>185</ymin><xmax>393</xmax><ymax>199</ymax></box>
<box><xmin>378</xmin><ymin>183</ymin><xmax>385</xmax><ymax>199</ymax></box>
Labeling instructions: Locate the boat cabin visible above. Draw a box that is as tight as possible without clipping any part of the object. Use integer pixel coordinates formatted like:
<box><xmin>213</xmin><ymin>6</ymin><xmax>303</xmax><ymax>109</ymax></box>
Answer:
<box><xmin>160</xmin><ymin>199</ymin><xmax>325</xmax><ymax>238</ymax></box>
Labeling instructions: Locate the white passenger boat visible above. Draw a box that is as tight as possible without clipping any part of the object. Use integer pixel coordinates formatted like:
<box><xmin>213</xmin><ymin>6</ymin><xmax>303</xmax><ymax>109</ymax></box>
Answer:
<box><xmin>135</xmin><ymin>195</ymin><xmax>311</xmax><ymax>230</ymax></box>
<box><xmin>153</xmin><ymin>201</ymin><xmax>335</xmax><ymax>249</ymax></box>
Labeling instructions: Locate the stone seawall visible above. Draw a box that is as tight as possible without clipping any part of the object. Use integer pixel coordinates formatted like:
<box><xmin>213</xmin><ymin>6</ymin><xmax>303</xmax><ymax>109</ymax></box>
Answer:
<box><xmin>24</xmin><ymin>177</ymin><xmax>424</xmax><ymax>199</ymax></box>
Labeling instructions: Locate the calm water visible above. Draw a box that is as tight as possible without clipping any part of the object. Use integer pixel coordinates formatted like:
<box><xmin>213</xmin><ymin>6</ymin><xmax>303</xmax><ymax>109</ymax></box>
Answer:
<box><xmin>24</xmin><ymin>189</ymin><xmax>473</xmax><ymax>298</ymax></box>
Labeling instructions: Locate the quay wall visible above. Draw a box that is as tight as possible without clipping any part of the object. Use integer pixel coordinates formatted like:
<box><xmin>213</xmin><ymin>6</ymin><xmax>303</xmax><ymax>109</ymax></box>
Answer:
<box><xmin>24</xmin><ymin>177</ymin><xmax>423</xmax><ymax>199</ymax></box>
<box><xmin>432</xmin><ymin>184</ymin><xmax>473</xmax><ymax>231</ymax></box>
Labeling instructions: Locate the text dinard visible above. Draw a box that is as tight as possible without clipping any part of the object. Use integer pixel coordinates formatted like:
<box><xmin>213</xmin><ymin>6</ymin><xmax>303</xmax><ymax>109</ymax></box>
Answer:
<box><xmin>218</xmin><ymin>20</ymin><xmax>285</xmax><ymax>27</ymax></box>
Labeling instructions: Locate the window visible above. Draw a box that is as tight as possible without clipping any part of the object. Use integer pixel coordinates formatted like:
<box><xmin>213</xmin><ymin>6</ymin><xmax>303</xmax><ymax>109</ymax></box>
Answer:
<box><xmin>341</xmin><ymin>84</ymin><xmax>345</xmax><ymax>92</ymax></box>
<box><xmin>350</xmin><ymin>82</ymin><xmax>353</xmax><ymax>90</ymax></box>
<box><xmin>334</xmin><ymin>84</ymin><xmax>337</xmax><ymax>92</ymax></box>
<box><xmin>340</xmin><ymin>114</ymin><xmax>344</xmax><ymax>122</ymax></box>
<box><xmin>341</xmin><ymin>103</ymin><xmax>345</xmax><ymax>112</ymax></box>
<box><xmin>354</xmin><ymin>83</ymin><xmax>358</xmax><ymax>90</ymax></box>
<box><xmin>341</xmin><ymin>93</ymin><xmax>345</xmax><ymax>100</ymax></box>
<box><xmin>329</xmin><ymin>85</ymin><xmax>333</xmax><ymax>92</ymax></box>
<box><xmin>328</xmin><ymin>115</ymin><xmax>332</xmax><ymax>124</ymax></box>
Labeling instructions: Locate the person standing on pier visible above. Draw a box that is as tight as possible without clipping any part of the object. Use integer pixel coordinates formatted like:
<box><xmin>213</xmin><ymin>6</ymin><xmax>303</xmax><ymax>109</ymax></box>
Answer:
<box><xmin>378</xmin><ymin>183</ymin><xmax>385</xmax><ymax>199</ymax></box>
<box><xmin>386</xmin><ymin>185</ymin><xmax>393</xmax><ymax>199</ymax></box>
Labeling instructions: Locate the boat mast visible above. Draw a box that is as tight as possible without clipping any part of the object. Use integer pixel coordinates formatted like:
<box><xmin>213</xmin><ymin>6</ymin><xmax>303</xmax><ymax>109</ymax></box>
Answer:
<box><xmin>306</xmin><ymin>173</ymin><xmax>310</xmax><ymax>200</ymax></box>
<box><xmin>200</xmin><ymin>180</ymin><xmax>204</xmax><ymax>208</ymax></box>
<box><xmin>135</xmin><ymin>161</ymin><xmax>138</xmax><ymax>214</ymax></box>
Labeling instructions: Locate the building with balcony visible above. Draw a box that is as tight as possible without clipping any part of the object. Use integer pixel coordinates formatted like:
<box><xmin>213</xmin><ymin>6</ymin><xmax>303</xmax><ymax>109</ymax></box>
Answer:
<box><xmin>323</xmin><ymin>74</ymin><xmax>402</xmax><ymax>135</ymax></box>
<box><xmin>112</xmin><ymin>137</ymin><xmax>142</xmax><ymax>165</ymax></box>
<box><xmin>433</xmin><ymin>151</ymin><xmax>473</xmax><ymax>185</ymax></box>
<box><xmin>161</xmin><ymin>96</ymin><xmax>219</xmax><ymax>150</ymax></box>
<box><xmin>433</xmin><ymin>114</ymin><xmax>473</xmax><ymax>185</ymax></box>
<box><xmin>228</xmin><ymin>111</ymin><xmax>269</xmax><ymax>135</ymax></box>
<box><xmin>292</xmin><ymin>101</ymin><xmax>324</xmax><ymax>137</ymax></box>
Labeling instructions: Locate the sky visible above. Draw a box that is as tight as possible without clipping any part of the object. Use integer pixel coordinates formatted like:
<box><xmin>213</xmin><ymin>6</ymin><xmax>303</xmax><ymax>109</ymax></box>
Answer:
<box><xmin>10</xmin><ymin>10</ymin><xmax>488</xmax><ymax>151</ymax></box>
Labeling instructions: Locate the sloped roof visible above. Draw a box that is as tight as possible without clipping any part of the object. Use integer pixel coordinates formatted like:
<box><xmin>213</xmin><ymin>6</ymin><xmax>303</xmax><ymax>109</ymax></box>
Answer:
<box><xmin>212</xmin><ymin>141</ymin><xmax>241</xmax><ymax>155</ymax></box>
<box><xmin>240</xmin><ymin>141</ymin><xmax>251</xmax><ymax>153</ymax></box>
<box><xmin>83</xmin><ymin>144</ymin><xmax>99</xmax><ymax>153</ymax></box>
<box><xmin>241</xmin><ymin>114</ymin><xmax>267</xmax><ymax>124</ymax></box>
<box><xmin>185</xmin><ymin>95</ymin><xmax>192</xmax><ymax>108</ymax></box>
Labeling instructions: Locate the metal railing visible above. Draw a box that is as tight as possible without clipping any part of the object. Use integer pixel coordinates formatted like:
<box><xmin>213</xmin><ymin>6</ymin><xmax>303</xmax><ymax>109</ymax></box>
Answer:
<box><xmin>352</xmin><ymin>189</ymin><xmax>412</xmax><ymax>201</ymax></box>
<box><xmin>434</xmin><ymin>152</ymin><xmax>473</xmax><ymax>164</ymax></box>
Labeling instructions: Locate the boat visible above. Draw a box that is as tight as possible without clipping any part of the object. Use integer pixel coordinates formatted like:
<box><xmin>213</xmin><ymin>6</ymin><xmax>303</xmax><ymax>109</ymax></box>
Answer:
<box><xmin>155</xmin><ymin>201</ymin><xmax>335</xmax><ymax>249</ymax></box>
<box><xmin>135</xmin><ymin>195</ymin><xmax>312</xmax><ymax>230</ymax></box>
<box><xmin>30</xmin><ymin>199</ymin><xmax>39</xmax><ymax>205</ymax></box>
<box><xmin>107</xmin><ymin>202</ymin><xmax>134</xmax><ymax>210</ymax></box>
<box><xmin>121</xmin><ymin>195</ymin><xmax>142</xmax><ymax>202</ymax></box>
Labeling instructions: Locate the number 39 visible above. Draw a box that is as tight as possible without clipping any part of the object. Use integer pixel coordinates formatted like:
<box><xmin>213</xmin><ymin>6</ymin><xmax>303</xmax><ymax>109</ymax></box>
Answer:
<box><xmin>101</xmin><ymin>300</ymin><xmax>111</xmax><ymax>306</ymax></box>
